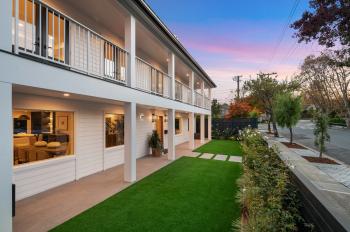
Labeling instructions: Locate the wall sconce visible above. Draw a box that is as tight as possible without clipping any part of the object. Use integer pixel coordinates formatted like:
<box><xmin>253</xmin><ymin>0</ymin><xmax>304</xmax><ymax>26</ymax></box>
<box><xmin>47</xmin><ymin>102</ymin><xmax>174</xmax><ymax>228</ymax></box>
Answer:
<box><xmin>164</xmin><ymin>114</ymin><xmax>168</xmax><ymax>123</ymax></box>
<box><xmin>139</xmin><ymin>113</ymin><xmax>145</xmax><ymax>120</ymax></box>
<box><xmin>152</xmin><ymin>113</ymin><xmax>157</xmax><ymax>123</ymax></box>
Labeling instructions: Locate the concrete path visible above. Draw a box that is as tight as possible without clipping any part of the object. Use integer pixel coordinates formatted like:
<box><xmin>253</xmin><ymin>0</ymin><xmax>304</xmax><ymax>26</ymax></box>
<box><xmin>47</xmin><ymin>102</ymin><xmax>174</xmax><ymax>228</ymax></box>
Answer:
<box><xmin>266</xmin><ymin>135</ymin><xmax>350</xmax><ymax>230</ymax></box>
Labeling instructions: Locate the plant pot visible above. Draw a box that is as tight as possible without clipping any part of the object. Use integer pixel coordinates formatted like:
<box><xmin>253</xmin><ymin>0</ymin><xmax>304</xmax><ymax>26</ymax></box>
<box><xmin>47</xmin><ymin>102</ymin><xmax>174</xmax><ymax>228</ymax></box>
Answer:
<box><xmin>151</xmin><ymin>148</ymin><xmax>162</xmax><ymax>157</ymax></box>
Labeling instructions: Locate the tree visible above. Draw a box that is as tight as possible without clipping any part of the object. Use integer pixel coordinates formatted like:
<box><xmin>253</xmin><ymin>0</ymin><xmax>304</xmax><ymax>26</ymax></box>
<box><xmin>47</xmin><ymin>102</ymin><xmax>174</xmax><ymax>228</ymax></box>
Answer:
<box><xmin>314</xmin><ymin>112</ymin><xmax>330</xmax><ymax>158</ymax></box>
<box><xmin>225</xmin><ymin>101</ymin><xmax>252</xmax><ymax>119</ymax></box>
<box><xmin>297</xmin><ymin>50</ymin><xmax>350</xmax><ymax>127</ymax></box>
<box><xmin>274</xmin><ymin>93</ymin><xmax>302</xmax><ymax>144</ymax></box>
<box><xmin>291</xmin><ymin>0</ymin><xmax>350</xmax><ymax>49</ymax></box>
<box><xmin>211</xmin><ymin>99</ymin><xmax>222</xmax><ymax>119</ymax></box>
<box><xmin>244</xmin><ymin>73</ymin><xmax>299</xmax><ymax>137</ymax></box>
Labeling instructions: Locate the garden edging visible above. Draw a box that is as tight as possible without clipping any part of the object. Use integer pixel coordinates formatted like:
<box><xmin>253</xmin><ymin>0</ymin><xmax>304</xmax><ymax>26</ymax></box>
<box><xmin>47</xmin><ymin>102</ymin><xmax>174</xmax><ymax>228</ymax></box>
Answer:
<box><xmin>267</xmin><ymin>137</ymin><xmax>350</xmax><ymax>232</ymax></box>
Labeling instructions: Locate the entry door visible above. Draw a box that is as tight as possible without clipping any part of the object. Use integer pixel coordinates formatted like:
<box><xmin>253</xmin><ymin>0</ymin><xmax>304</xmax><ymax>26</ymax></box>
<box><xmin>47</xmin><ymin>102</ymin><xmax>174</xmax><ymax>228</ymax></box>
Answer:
<box><xmin>156</xmin><ymin>116</ymin><xmax>164</xmax><ymax>145</ymax></box>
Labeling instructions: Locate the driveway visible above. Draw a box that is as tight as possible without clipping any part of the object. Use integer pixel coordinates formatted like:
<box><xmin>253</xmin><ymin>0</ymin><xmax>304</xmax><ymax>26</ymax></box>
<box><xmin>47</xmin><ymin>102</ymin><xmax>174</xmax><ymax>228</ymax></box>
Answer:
<box><xmin>260</xmin><ymin>120</ymin><xmax>350</xmax><ymax>165</ymax></box>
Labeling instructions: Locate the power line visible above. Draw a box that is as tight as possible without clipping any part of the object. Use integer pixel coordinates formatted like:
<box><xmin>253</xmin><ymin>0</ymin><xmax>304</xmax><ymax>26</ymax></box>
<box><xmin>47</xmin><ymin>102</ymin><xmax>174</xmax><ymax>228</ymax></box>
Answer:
<box><xmin>267</xmin><ymin>0</ymin><xmax>301</xmax><ymax>67</ymax></box>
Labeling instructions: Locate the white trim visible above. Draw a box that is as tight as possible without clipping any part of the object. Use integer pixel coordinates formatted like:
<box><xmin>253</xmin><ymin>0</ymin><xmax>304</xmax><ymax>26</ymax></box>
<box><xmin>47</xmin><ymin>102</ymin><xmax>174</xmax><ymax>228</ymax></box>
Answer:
<box><xmin>13</xmin><ymin>155</ymin><xmax>76</xmax><ymax>173</ymax></box>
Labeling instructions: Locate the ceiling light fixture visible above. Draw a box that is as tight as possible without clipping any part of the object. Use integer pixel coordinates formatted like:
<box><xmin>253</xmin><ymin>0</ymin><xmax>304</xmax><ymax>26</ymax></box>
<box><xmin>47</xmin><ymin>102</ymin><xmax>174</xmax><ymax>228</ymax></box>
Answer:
<box><xmin>63</xmin><ymin>93</ymin><xmax>70</xmax><ymax>97</ymax></box>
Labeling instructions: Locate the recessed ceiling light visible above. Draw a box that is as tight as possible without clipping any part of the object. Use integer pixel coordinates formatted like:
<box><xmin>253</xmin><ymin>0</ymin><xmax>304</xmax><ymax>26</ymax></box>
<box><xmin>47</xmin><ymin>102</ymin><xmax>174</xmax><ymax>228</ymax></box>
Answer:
<box><xmin>166</xmin><ymin>58</ymin><xmax>169</xmax><ymax>62</ymax></box>
<box><xmin>63</xmin><ymin>93</ymin><xmax>70</xmax><ymax>97</ymax></box>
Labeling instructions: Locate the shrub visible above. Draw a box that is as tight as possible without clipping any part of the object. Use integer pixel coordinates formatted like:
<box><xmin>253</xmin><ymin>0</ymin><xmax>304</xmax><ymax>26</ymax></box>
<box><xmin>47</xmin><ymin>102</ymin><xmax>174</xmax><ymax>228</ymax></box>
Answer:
<box><xmin>235</xmin><ymin>129</ymin><xmax>312</xmax><ymax>231</ymax></box>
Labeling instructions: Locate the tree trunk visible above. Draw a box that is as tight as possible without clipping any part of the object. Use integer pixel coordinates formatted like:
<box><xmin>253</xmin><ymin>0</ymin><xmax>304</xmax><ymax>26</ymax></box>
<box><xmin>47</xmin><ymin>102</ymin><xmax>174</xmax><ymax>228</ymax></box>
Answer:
<box><xmin>346</xmin><ymin>110</ymin><xmax>350</xmax><ymax>128</ymax></box>
<box><xmin>272</xmin><ymin>120</ymin><xmax>279</xmax><ymax>137</ymax></box>
<box><xmin>267</xmin><ymin>119</ymin><xmax>271</xmax><ymax>133</ymax></box>
<box><xmin>289</xmin><ymin>127</ymin><xmax>293</xmax><ymax>144</ymax></box>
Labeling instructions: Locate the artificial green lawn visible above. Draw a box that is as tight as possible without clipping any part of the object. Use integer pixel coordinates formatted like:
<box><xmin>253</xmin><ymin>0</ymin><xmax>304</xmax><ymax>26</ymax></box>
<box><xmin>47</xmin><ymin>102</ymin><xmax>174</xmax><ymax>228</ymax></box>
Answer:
<box><xmin>194</xmin><ymin>140</ymin><xmax>242</xmax><ymax>156</ymax></box>
<box><xmin>51</xmin><ymin>157</ymin><xmax>242</xmax><ymax>232</ymax></box>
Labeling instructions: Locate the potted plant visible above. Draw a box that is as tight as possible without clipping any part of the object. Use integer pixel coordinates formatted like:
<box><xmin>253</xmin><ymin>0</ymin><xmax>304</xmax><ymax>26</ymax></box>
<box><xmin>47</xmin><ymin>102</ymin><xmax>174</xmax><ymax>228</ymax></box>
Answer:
<box><xmin>148</xmin><ymin>130</ymin><xmax>163</xmax><ymax>157</ymax></box>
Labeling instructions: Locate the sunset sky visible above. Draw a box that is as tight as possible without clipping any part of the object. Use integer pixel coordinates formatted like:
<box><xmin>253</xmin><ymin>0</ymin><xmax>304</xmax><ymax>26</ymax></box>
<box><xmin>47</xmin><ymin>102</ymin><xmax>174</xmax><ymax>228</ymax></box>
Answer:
<box><xmin>145</xmin><ymin>0</ymin><xmax>321</xmax><ymax>102</ymax></box>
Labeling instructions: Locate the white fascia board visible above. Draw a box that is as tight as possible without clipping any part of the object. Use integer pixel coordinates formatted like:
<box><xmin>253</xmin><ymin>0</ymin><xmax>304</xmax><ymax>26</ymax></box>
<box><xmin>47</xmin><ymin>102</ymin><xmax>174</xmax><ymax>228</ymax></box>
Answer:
<box><xmin>0</xmin><ymin>52</ymin><xmax>210</xmax><ymax>115</ymax></box>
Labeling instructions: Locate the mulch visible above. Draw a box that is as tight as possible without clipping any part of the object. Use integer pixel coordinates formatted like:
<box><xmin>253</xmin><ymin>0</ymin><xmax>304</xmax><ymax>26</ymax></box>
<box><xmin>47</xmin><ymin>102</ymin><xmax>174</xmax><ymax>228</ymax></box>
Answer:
<box><xmin>302</xmin><ymin>156</ymin><xmax>339</xmax><ymax>165</ymax></box>
<box><xmin>281</xmin><ymin>142</ymin><xmax>307</xmax><ymax>149</ymax></box>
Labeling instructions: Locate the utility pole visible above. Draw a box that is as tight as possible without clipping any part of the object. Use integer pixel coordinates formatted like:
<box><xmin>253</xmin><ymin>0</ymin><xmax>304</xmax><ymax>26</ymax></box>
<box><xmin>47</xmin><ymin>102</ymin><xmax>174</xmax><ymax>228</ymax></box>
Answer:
<box><xmin>232</xmin><ymin>75</ymin><xmax>243</xmax><ymax>101</ymax></box>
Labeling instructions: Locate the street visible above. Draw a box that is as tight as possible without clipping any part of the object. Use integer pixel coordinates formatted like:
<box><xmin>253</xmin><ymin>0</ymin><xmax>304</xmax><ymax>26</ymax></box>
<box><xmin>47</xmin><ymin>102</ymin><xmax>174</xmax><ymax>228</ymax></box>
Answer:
<box><xmin>261</xmin><ymin>120</ymin><xmax>350</xmax><ymax>165</ymax></box>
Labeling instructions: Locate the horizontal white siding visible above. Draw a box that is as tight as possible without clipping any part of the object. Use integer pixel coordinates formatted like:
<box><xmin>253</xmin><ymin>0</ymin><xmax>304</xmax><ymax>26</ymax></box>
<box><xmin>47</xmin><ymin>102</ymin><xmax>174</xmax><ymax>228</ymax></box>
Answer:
<box><xmin>136</xmin><ymin>109</ymin><xmax>153</xmax><ymax>158</ymax></box>
<box><xmin>175</xmin><ymin>113</ymin><xmax>189</xmax><ymax>145</ymax></box>
<box><xmin>76</xmin><ymin>109</ymin><xmax>104</xmax><ymax>179</ymax></box>
<box><xmin>104</xmin><ymin>146</ymin><xmax>124</xmax><ymax>170</ymax></box>
<box><xmin>13</xmin><ymin>156</ymin><xmax>76</xmax><ymax>200</ymax></box>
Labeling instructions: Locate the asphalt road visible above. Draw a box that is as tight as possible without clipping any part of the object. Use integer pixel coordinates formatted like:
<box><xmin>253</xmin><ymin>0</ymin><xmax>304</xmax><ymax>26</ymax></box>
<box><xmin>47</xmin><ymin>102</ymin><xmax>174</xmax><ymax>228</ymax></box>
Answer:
<box><xmin>260</xmin><ymin>120</ymin><xmax>350</xmax><ymax>165</ymax></box>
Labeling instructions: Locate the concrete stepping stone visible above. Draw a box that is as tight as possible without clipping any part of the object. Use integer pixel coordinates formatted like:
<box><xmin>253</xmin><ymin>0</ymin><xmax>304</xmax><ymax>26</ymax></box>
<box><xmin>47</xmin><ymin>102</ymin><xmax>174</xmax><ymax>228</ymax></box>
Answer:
<box><xmin>213</xmin><ymin>154</ymin><xmax>227</xmax><ymax>161</ymax></box>
<box><xmin>228</xmin><ymin>156</ymin><xmax>242</xmax><ymax>163</ymax></box>
<box><xmin>200</xmin><ymin>153</ymin><xmax>214</xmax><ymax>159</ymax></box>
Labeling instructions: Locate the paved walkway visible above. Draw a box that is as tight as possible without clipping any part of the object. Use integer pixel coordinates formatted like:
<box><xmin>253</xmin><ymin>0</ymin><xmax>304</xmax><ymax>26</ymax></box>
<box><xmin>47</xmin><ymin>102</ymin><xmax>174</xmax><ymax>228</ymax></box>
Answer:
<box><xmin>13</xmin><ymin>140</ymin><xmax>205</xmax><ymax>232</ymax></box>
<box><xmin>266</xmin><ymin>135</ymin><xmax>350</xmax><ymax>230</ymax></box>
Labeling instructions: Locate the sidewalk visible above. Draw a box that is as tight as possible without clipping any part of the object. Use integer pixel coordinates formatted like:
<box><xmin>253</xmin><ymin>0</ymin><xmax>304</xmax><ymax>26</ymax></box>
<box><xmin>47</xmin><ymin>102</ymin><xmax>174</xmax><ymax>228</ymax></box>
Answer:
<box><xmin>265</xmin><ymin>134</ymin><xmax>350</xmax><ymax>231</ymax></box>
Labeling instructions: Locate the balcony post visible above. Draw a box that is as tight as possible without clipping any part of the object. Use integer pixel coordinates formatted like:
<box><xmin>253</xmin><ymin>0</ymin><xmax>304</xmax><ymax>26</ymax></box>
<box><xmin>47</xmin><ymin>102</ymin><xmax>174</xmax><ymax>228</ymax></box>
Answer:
<box><xmin>201</xmin><ymin>81</ymin><xmax>205</xmax><ymax>107</ymax></box>
<box><xmin>167</xmin><ymin>109</ymin><xmax>175</xmax><ymax>160</ymax></box>
<box><xmin>200</xmin><ymin>114</ymin><xmax>205</xmax><ymax>144</ymax></box>
<box><xmin>125</xmin><ymin>15</ymin><xmax>136</xmax><ymax>88</ymax></box>
<box><xmin>124</xmin><ymin>102</ymin><xmax>137</xmax><ymax>182</ymax></box>
<box><xmin>0</xmin><ymin>82</ymin><xmax>13</xmax><ymax>232</ymax></box>
<box><xmin>0</xmin><ymin>0</ymin><xmax>12</xmax><ymax>51</ymax></box>
<box><xmin>188</xmin><ymin>112</ymin><xmax>195</xmax><ymax>149</ymax></box>
<box><xmin>190</xmin><ymin>71</ymin><xmax>195</xmax><ymax>105</ymax></box>
<box><xmin>168</xmin><ymin>52</ymin><xmax>175</xmax><ymax>100</ymax></box>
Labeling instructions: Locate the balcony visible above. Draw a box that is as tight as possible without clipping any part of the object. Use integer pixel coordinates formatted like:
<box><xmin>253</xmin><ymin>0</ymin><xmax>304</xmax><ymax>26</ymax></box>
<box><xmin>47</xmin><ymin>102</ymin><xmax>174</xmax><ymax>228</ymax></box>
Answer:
<box><xmin>135</xmin><ymin>57</ymin><xmax>171</xmax><ymax>97</ymax></box>
<box><xmin>10</xmin><ymin>0</ymin><xmax>211</xmax><ymax>109</ymax></box>
<box><xmin>175</xmin><ymin>80</ymin><xmax>192</xmax><ymax>104</ymax></box>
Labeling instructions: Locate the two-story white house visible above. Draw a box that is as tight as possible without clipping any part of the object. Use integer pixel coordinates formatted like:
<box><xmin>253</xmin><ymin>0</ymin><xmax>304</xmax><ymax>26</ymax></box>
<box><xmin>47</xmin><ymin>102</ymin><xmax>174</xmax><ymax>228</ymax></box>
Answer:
<box><xmin>0</xmin><ymin>0</ymin><xmax>215</xmax><ymax>230</ymax></box>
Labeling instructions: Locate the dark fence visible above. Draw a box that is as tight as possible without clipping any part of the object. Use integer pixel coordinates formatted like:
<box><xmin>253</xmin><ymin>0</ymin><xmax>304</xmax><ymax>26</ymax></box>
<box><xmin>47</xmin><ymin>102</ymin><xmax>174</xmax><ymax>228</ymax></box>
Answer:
<box><xmin>212</xmin><ymin>118</ymin><xmax>258</xmax><ymax>138</ymax></box>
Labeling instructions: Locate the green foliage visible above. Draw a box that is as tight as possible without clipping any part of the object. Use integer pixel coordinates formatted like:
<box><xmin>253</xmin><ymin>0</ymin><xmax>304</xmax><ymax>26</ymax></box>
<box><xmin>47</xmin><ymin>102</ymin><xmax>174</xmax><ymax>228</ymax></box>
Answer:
<box><xmin>314</xmin><ymin>112</ymin><xmax>330</xmax><ymax>158</ymax></box>
<box><xmin>328</xmin><ymin>116</ymin><xmax>346</xmax><ymax>126</ymax></box>
<box><xmin>211</xmin><ymin>99</ymin><xmax>222</xmax><ymax>119</ymax></box>
<box><xmin>236</xmin><ymin>129</ymin><xmax>312</xmax><ymax>231</ymax></box>
<box><xmin>148</xmin><ymin>130</ymin><xmax>163</xmax><ymax>150</ymax></box>
<box><xmin>274</xmin><ymin>93</ymin><xmax>302</xmax><ymax>143</ymax></box>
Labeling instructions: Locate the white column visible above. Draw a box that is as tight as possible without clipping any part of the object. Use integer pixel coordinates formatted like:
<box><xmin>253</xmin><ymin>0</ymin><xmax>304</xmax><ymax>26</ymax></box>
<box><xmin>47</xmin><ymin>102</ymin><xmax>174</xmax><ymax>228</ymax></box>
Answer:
<box><xmin>188</xmin><ymin>112</ymin><xmax>194</xmax><ymax>149</ymax></box>
<box><xmin>208</xmin><ymin>115</ymin><xmax>212</xmax><ymax>141</ymax></box>
<box><xmin>125</xmin><ymin>15</ymin><xmax>136</xmax><ymax>88</ymax></box>
<box><xmin>0</xmin><ymin>0</ymin><xmax>12</xmax><ymax>51</ymax></box>
<box><xmin>167</xmin><ymin>109</ymin><xmax>175</xmax><ymax>160</ymax></box>
<box><xmin>168</xmin><ymin>52</ymin><xmax>175</xmax><ymax>100</ymax></box>
<box><xmin>200</xmin><ymin>114</ymin><xmax>205</xmax><ymax>144</ymax></box>
<box><xmin>0</xmin><ymin>82</ymin><xmax>13</xmax><ymax>232</ymax></box>
<box><xmin>190</xmin><ymin>71</ymin><xmax>195</xmax><ymax>105</ymax></box>
<box><xmin>124</xmin><ymin>102</ymin><xmax>137</xmax><ymax>182</ymax></box>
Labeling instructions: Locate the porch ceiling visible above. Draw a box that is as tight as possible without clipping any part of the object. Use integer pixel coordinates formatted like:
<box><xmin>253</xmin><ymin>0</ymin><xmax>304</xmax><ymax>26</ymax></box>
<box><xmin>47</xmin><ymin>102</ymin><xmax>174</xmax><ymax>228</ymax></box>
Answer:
<box><xmin>13</xmin><ymin>85</ymin><xmax>125</xmax><ymax>106</ymax></box>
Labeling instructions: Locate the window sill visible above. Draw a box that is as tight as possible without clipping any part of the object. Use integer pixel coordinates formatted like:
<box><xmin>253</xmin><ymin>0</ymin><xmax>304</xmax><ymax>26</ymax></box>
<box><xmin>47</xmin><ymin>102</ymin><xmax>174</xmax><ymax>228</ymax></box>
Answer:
<box><xmin>13</xmin><ymin>155</ymin><xmax>76</xmax><ymax>173</ymax></box>
<box><xmin>105</xmin><ymin>145</ymin><xmax>124</xmax><ymax>151</ymax></box>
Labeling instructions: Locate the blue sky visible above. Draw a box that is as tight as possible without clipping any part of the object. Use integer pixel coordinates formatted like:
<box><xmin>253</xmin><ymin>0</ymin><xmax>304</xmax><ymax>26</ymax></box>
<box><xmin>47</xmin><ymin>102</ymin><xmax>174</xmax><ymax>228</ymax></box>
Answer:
<box><xmin>146</xmin><ymin>0</ymin><xmax>320</xmax><ymax>102</ymax></box>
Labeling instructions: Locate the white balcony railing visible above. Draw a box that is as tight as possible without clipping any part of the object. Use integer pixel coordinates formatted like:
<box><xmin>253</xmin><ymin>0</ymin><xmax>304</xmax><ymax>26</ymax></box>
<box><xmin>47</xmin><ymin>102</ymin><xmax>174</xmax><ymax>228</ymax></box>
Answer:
<box><xmin>136</xmin><ymin>57</ymin><xmax>171</xmax><ymax>98</ymax></box>
<box><xmin>175</xmin><ymin>81</ymin><xmax>192</xmax><ymax>104</ymax></box>
<box><xmin>195</xmin><ymin>92</ymin><xmax>203</xmax><ymax>107</ymax></box>
<box><xmin>204</xmin><ymin>97</ymin><xmax>211</xmax><ymax>110</ymax></box>
<box><xmin>10</xmin><ymin>0</ymin><xmax>211</xmax><ymax>107</ymax></box>
<box><xmin>12</xmin><ymin>0</ymin><xmax>128</xmax><ymax>83</ymax></box>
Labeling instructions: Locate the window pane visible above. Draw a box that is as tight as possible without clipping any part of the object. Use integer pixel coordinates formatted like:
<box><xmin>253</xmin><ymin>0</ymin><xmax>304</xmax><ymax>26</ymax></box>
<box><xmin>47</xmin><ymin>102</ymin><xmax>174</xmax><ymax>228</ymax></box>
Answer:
<box><xmin>105</xmin><ymin>114</ymin><xmax>124</xmax><ymax>148</ymax></box>
<box><xmin>175</xmin><ymin>118</ymin><xmax>181</xmax><ymax>134</ymax></box>
<box><xmin>13</xmin><ymin>110</ymin><xmax>74</xmax><ymax>166</ymax></box>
